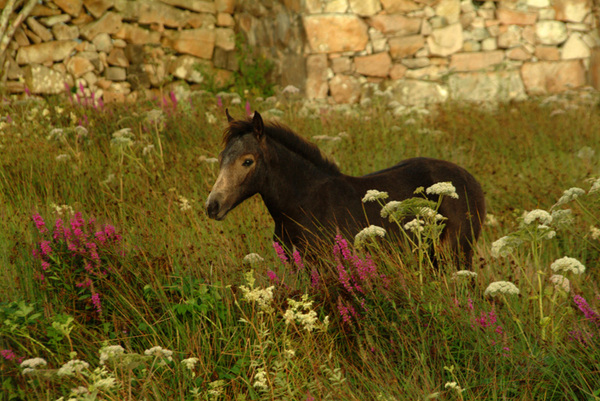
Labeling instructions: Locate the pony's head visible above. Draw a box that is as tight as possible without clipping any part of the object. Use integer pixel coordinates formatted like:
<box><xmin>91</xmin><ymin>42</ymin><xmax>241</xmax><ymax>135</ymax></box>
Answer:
<box><xmin>205</xmin><ymin>110</ymin><xmax>267</xmax><ymax>220</ymax></box>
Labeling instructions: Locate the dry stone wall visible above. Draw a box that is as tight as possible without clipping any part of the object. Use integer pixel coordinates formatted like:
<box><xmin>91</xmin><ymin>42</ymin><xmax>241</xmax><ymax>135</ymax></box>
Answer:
<box><xmin>1</xmin><ymin>0</ymin><xmax>599</xmax><ymax>105</ymax></box>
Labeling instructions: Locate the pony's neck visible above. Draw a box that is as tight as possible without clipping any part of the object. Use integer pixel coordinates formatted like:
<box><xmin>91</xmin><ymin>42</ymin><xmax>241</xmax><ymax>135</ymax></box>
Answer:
<box><xmin>259</xmin><ymin>140</ymin><xmax>333</xmax><ymax>220</ymax></box>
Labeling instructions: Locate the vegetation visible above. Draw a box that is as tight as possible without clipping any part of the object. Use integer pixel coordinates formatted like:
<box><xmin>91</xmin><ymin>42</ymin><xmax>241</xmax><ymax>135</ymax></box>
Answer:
<box><xmin>1</xmin><ymin>87</ymin><xmax>599</xmax><ymax>400</ymax></box>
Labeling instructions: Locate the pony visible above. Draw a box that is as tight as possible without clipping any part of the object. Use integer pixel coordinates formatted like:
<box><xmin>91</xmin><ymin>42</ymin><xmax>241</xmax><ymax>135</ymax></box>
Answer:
<box><xmin>206</xmin><ymin>110</ymin><xmax>486</xmax><ymax>268</ymax></box>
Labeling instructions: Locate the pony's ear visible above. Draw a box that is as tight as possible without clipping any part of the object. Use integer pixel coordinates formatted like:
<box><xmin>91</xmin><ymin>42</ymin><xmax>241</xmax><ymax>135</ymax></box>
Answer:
<box><xmin>252</xmin><ymin>111</ymin><xmax>264</xmax><ymax>138</ymax></box>
<box><xmin>225</xmin><ymin>108</ymin><xmax>234</xmax><ymax>123</ymax></box>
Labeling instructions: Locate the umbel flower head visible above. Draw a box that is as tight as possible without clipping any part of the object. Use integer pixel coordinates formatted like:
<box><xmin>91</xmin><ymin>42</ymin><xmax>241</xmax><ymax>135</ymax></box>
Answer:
<box><xmin>362</xmin><ymin>190</ymin><xmax>389</xmax><ymax>203</ymax></box>
<box><xmin>484</xmin><ymin>281</ymin><xmax>520</xmax><ymax>297</ymax></box>
<box><xmin>426</xmin><ymin>182</ymin><xmax>459</xmax><ymax>199</ymax></box>
<box><xmin>554</xmin><ymin>187</ymin><xmax>585</xmax><ymax>207</ymax></box>
<box><xmin>354</xmin><ymin>225</ymin><xmax>386</xmax><ymax>246</ymax></box>
<box><xmin>550</xmin><ymin>256</ymin><xmax>585</xmax><ymax>275</ymax></box>
<box><xmin>522</xmin><ymin>209</ymin><xmax>552</xmax><ymax>226</ymax></box>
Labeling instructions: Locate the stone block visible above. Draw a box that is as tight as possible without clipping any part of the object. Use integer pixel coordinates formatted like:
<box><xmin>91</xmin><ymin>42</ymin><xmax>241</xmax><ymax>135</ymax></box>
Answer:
<box><xmin>590</xmin><ymin>47</ymin><xmax>600</xmax><ymax>90</ymax></box>
<box><xmin>448</xmin><ymin>70</ymin><xmax>526</xmax><ymax>101</ymax></box>
<box><xmin>428</xmin><ymin>23</ymin><xmax>463</xmax><ymax>56</ymax></box>
<box><xmin>80</xmin><ymin>11</ymin><xmax>122</xmax><ymax>41</ymax></box>
<box><xmin>367</xmin><ymin>14</ymin><xmax>422</xmax><ymax>35</ymax></box>
<box><xmin>105</xmin><ymin>66</ymin><xmax>127</xmax><ymax>81</ymax></box>
<box><xmin>355</xmin><ymin>52</ymin><xmax>391</xmax><ymax>77</ymax></box>
<box><xmin>306</xmin><ymin>54</ymin><xmax>328</xmax><ymax>99</ymax></box>
<box><xmin>16</xmin><ymin>40</ymin><xmax>78</xmax><ymax>64</ymax></box>
<box><xmin>26</xmin><ymin>17</ymin><xmax>53</xmax><ymax>42</ymax></box>
<box><xmin>552</xmin><ymin>0</ymin><xmax>591</xmax><ymax>23</ymax></box>
<box><xmin>54</xmin><ymin>0</ymin><xmax>83</xmax><ymax>16</ymax></box>
<box><xmin>450</xmin><ymin>50</ymin><xmax>505</xmax><ymax>71</ymax></box>
<box><xmin>535</xmin><ymin>46</ymin><xmax>560</xmax><ymax>60</ymax></box>
<box><xmin>107</xmin><ymin>48</ymin><xmax>129</xmax><ymax>67</ymax></box>
<box><xmin>304</xmin><ymin>15</ymin><xmax>369</xmax><ymax>53</ymax></box>
<box><xmin>389</xmin><ymin>35</ymin><xmax>425</xmax><ymax>59</ymax></box>
<box><xmin>329</xmin><ymin>75</ymin><xmax>361</xmax><ymax>104</ymax></box>
<box><xmin>535</xmin><ymin>20</ymin><xmax>568</xmax><ymax>45</ymax></box>
<box><xmin>389</xmin><ymin>79</ymin><xmax>449</xmax><ymax>105</ymax></box>
<box><xmin>113</xmin><ymin>23</ymin><xmax>161</xmax><ymax>45</ymax></box>
<box><xmin>349</xmin><ymin>0</ymin><xmax>381</xmax><ymax>16</ymax></box>
<box><xmin>51</xmin><ymin>23</ymin><xmax>79</xmax><ymax>40</ymax></box>
<box><xmin>24</xmin><ymin>64</ymin><xmax>66</xmax><ymax>94</ymax></box>
<box><xmin>497</xmin><ymin>8</ymin><xmax>537</xmax><ymax>25</ymax></box>
<box><xmin>215</xmin><ymin>28</ymin><xmax>235</xmax><ymax>51</ymax></box>
<box><xmin>66</xmin><ymin>56</ymin><xmax>96</xmax><ymax>77</ymax></box>
<box><xmin>521</xmin><ymin>60</ymin><xmax>586</xmax><ymax>94</ymax></box>
<box><xmin>162</xmin><ymin>29</ymin><xmax>216</xmax><ymax>59</ymax></box>
<box><xmin>561</xmin><ymin>33</ymin><xmax>590</xmax><ymax>59</ymax></box>
<box><xmin>83</xmin><ymin>0</ymin><xmax>115</xmax><ymax>18</ymax></box>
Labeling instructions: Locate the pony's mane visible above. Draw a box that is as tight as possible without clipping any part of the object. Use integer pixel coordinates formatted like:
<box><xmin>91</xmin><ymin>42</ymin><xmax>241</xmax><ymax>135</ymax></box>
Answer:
<box><xmin>223</xmin><ymin>119</ymin><xmax>341</xmax><ymax>175</ymax></box>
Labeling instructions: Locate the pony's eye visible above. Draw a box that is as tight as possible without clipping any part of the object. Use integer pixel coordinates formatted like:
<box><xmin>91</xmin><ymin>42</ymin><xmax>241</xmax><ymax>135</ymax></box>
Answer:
<box><xmin>242</xmin><ymin>159</ymin><xmax>254</xmax><ymax>167</ymax></box>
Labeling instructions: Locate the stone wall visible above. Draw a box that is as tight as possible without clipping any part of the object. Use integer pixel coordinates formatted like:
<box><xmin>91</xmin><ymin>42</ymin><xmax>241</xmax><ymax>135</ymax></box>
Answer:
<box><xmin>0</xmin><ymin>0</ymin><xmax>598</xmax><ymax>104</ymax></box>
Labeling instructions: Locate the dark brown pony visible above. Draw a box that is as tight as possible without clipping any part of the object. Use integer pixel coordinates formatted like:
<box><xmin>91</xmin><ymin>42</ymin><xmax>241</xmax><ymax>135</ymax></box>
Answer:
<box><xmin>206</xmin><ymin>110</ymin><xmax>486</xmax><ymax>267</ymax></box>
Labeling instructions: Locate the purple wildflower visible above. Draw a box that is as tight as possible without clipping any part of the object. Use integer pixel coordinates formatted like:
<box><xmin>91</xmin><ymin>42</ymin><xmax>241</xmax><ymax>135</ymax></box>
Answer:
<box><xmin>266</xmin><ymin>270</ymin><xmax>280</xmax><ymax>284</ymax></box>
<box><xmin>24</xmin><ymin>86</ymin><xmax>31</xmax><ymax>96</ymax></box>
<box><xmin>337</xmin><ymin>301</ymin><xmax>356</xmax><ymax>324</ymax></box>
<box><xmin>245</xmin><ymin>101</ymin><xmax>251</xmax><ymax>117</ymax></box>
<box><xmin>1</xmin><ymin>349</ymin><xmax>16</xmax><ymax>361</ymax></box>
<box><xmin>337</xmin><ymin>263</ymin><xmax>354</xmax><ymax>293</ymax></box>
<box><xmin>292</xmin><ymin>250</ymin><xmax>304</xmax><ymax>270</ymax></box>
<box><xmin>39</xmin><ymin>240</ymin><xmax>52</xmax><ymax>257</ymax></box>
<box><xmin>91</xmin><ymin>292</ymin><xmax>102</xmax><ymax>314</ymax></box>
<box><xmin>273</xmin><ymin>242</ymin><xmax>288</xmax><ymax>264</ymax></box>
<box><xmin>573</xmin><ymin>295</ymin><xmax>600</xmax><ymax>327</ymax></box>
<box><xmin>170</xmin><ymin>91</ymin><xmax>178</xmax><ymax>110</ymax></box>
<box><xmin>310</xmin><ymin>268</ymin><xmax>320</xmax><ymax>289</ymax></box>
<box><xmin>32</xmin><ymin>213</ymin><xmax>47</xmax><ymax>234</ymax></box>
<box><xmin>217</xmin><ymin>95</ymin><xmax>222</xmax><ymax>109</ymax></box>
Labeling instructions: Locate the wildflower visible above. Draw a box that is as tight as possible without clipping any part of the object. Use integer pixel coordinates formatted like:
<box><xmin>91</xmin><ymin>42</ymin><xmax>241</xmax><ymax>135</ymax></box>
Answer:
<box><xmin>273</xmin><ymin>241</ymin><xmax>288</xmax><ymax>264</ymax></box>
<box><xmin>253</xmin><ymin>368</ymin><xmax>268</xmax><ymax>390</ymax></box>
<box><xmin>110</xmin><ymin>128</ymin><xmax>134</xmax><ymax>147</ymax></box>
<box><xmin>485</xmin><ymin>214</ymin><xmax>499</xmax><ymax>226</ymax></box>
<box><xmin>484</xmin><ymin>281</ymin><xmax>520</xmax><ymax>297</ymax></box>
<box><xmin>551</xmin><ymin>209</ymin><xmax>573</xmax><ymax>227</ymax></box>
<box><xmin>354</xmin><ymin>225</ymin><xmax>386</xmax><ymax>246</ymax></box>
<box><xmin>99</xmin><ymin>345</ymin><xmax>125</xmax><ymax>365</ymax></box>
<box><xmin>404</xmin><ymin>218</ymin><xmax>424</xmax><ymax>234</ymax></box>
<box><xmin>284</xmin><ymin>294</ymin><xmax>326</xmax><ymax>332</ymax></box>
<box><xmin>57</xmin><ymin>359</ymin><xmax>90</xmax><ymax>376</ymax></box>
<box><xmin>56</xmin><ymin>153</ymin><xmax>70</xmax><ymax>162</ymax></box>
<box><xmin>144</xmin><ymin>346</ymin><xmax>174</xmax><ymax>361</ymax></box>
<box><xmin>1</xmin><ymin>349</ymin><xmax>17</xmax><ymax>361</ymax></box>
<box><xmin>177</xmin><ymin>196</ymin><xmax>192</xmax><ymax>212</ymax></box>
<box><xmin>239</xmin><ymin>285</ymin><xmax>275</xmax><ymax>313</ymax></box>
<box><xmin>451</xmin><ymin>270</ymin><xmax>478</xmax><ymax>280</ymax></box>
<box><xmin>21</xmin><ymin>357</ymin><xmax>47</xmax><ymax>374</ymax></box>
<box><xmin>522</xmin><ymin>209</ymin><xmax>552</xmax><ymax>226</ymax></box>
<box><xmin>362</xmin><ymin>190</ymin><xmax>389</xmax><ymax>203</ymax></box>
<box><xmin>590</xmin><ymin>226</ymin><xmax>600</xmax><ymax>240</ymax></box>
<box><xmin>91</xmin><ymin>292</ymin><xmax>102</xmax><ymax>313</ymax></box>
<box><xmin>550</xmin><ymin>256</ymin><xmax>585</xmax><ymax>275</ymax></box>
<box><xmin>380</xmin><ymin>200</ymin><xmax>403</xmax><ymax>218</ymax></box>
<box><xmin>292</xmin><ymin>249</ymin><xmax>305</xmax><ymax>270</ymax></box>
<box><xmin>284</xmin><ymin>349</ymin><xmax>296</xmax><ymax>358</ymax></box>
<box><xmin>93</xmin><ymin>377</ymin><xmax>117</xmax><ymax>390</ymax></box>
<box><xmin>490</xmin><ymin>235</ymin><xmax>521</xmax><ymax>258</ymax></box>
<box><xmin>282</xmin><ymin>85</ymin><xmax>300</xmax><ymax>95</ymax></box>
<box><xmin>142</xmin><ymin>144</ymin><xmax>155</xmax><ymax>156</ymax></box>
<box><xmin>243</xmin><ymin>253</ymin><xmax>264</xmax><ymax>265</ymax></box>
<box><xmin>445</xmin><ymin>382</ymin><xmax>464</xmax><ymax>393</ymax></box>
<box><xmin>549</xmin><ymin>274</ymin><xmax>570</xmax><ymax>293</ymax></box>
<box><xmin>573</xmin><ymin>295</ymin><xmax>600</xmax><ymax>326</ymax></box>
<box><xmin>32</xmin><ymin>213</ymin><xmax>47</xmax><ymax>234</ymax></box>
<box><xmin>537</xmin><ymin>224</ymin><xmax>556</xmax><ymax>240</ymax></box>
<box><xmin>181</xmin><ymin>357</ymin><xmax>199</xmax><ymax>371</ymax></box>
<box><xmin>426</xmin><ymin>182</ymin><xmax>459</xmax><ymax>199</ymax></box>
<box><xmin>205</xmin><ymin>112</ymin><xmax>217</xmax><ymax>124</ymax></box>
<box><xmin>554</xmin><ymin>187</ymin><xmax>585</xmax><ymax>207</ymax></box>
<box><xmin>589</xmin><ymin>178</ymin><xmax>600</xmax><ymax>195</ymax></box>
<box><xmin>145</xmin><ymin>109</ymin><xmax>165</xmax><ymax>125</ymax></box>
<box><xmin>418</xmin><ymin>207</ymin><xmax>445</xmax><ymax>221</ymax></box>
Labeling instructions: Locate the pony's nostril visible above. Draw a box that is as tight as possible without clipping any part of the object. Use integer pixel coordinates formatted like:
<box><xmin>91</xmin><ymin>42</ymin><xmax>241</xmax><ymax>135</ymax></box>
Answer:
<box><xmin>206</xmin><ymin>200</ymin><xmax>219</xmax><ymax>218</ymax></box>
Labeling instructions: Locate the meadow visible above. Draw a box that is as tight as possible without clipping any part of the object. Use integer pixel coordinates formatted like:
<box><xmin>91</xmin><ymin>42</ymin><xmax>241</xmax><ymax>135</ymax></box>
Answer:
<box><xmin>0</xmin><ymin>86</ymin><xmax>599</xmax><ymax>401</ymax></box>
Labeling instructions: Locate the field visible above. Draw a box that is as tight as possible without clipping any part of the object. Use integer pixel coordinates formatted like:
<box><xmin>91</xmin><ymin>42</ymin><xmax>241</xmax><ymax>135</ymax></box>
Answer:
<box><xmin>1</xmin><ymin>87</ymin><xmax>600</xmax><ymax>400</ymax></box>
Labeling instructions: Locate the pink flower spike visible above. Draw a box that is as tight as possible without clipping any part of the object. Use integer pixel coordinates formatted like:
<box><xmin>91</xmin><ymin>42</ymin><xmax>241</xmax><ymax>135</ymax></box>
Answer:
<box><xmin>91</xmin><ymin>292</ymin><xmax>102</xmax><ymax>313</ymax></box>
<box><xmin>24</xmin><ymin>86</ymin><xmax>31</xmax><ymax>96</ymax></box>
<box><xmin>273</xmin><ymin>242</ymin><xmax>288</xmax><ymax>264</ymax></box>
<box><xmin>32</xmin><ymin>213</ymin><xmax>48</xmax><ymax>234</ymax></box>
<box><xmin>245</xmin><ymin>100</ymin><xmax>251</xmax><ymax>117</ymax></box>
<box><xmin>170</xmin><ymin>91</ymin><xmax>178</xmax><ymax>109</ymax></box>
<box><xmin>292</xmin><ymin>250</ymin><xmax>304</xmax><ymax>270</ymax></box>
<box><xmin>266</xmin><ymin>270</ymin><xmax>280</xmax><ymax>284</ymax></box>
<box><xmin>6</xmin><ymin>114</ymin><xmax>12</xmax><ymax>123</ymax></box>
<box><xmin>217</xmin><ymin>95</ymin><xmax>222</xmax><ymax>108</ymax></box>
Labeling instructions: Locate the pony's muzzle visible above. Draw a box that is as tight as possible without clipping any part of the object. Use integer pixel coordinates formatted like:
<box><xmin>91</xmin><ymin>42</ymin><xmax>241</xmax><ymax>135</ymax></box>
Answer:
<box><xmin>205</xmin><ymin>197</ymin><xmax>221</xmax><ymax>220</ymax></box>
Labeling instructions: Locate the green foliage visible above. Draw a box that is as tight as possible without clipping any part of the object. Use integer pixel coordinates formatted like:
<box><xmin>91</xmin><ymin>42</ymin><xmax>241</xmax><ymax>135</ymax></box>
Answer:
<box><xmin>0</xmin><ymin>91</ymin><xmax>599</xmax><ymax>400</ymax></box>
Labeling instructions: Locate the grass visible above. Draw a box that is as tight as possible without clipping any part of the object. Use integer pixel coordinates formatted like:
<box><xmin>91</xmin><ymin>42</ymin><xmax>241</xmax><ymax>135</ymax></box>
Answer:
<box><xmin>1</xmin><ymin>87</ymin><xmax>600</xmax><ymax>401</ymax></box>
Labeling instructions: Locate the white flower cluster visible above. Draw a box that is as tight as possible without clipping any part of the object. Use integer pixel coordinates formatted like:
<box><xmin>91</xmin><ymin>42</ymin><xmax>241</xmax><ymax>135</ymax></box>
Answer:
<box><xmin>253</xmin><ymin>368</ymin><xmax>269</xmax><ymax>391</ymax></box>
<box><xmin>20</xmin><ymin>357</ymin><xmax>47</xmax><ymax>375</ymax></box>
<box><xmin>380</xmin><ymin>200</ymin><xmax>403</xmax><ymax>219</ymax></box>
<box><xmin>99</xmin><ymin>345</ymin><xmax>125</xmax><ymax>365</ymax></box>
<box><xmin>57</xmin><ymin>359</ymin><xmax>90</xmax><ymax>376</ymax></box>
<box><xmin>523</xmin><ymin>209</ymin><xmax>552</xmax><ymax>226</ymax></box>
<box><xmin>590</xmin><ymin>226</ymin><xmax>600</xmax><ymax>240</ymax></box>
<box><xmin>490</xmin><ymin>235</ymin><xmax>522</xmax><ymax>258</ymax></box>
<box><xmin>554</xmin><ymin>187</ymin><xmax>585</xmax><ymax>207</ymax></box>
<box><xmin>426</xmin><ymin>182</ymin><xmax>459</xmax><ymax>199</ymax></box>
<box><xmin>242</xmin><ymin>253</ymin><xmax>265</xmax><ymax>265</ymax></box>
<box><xmin>550</xmin><ymin>256</ymin><xmax>585</xmax><ymax>275</ymax></box>
<box><xmin>354</xmin><ymin>225</ymin><xmax>386</xmax><ymax>246</ymax></box>
<box><xmin>283</xmin><ymin>294</ymin><xmax>329</xmax><ymax>332</ymax></box>
<box><xmin>362</xmin><ymin>189</ymin><xmax>389</xmax><ymax>203</ymax></box>
<box><xmin>484</xmin><ymin>281</ymin><xmax>520</xmax><ymax>297</ymax></box>
<box><xmin>589</xmin><ymin>177</ymin><xmax>600</xmax><ymax>195</ymax></box>
<box><xmin>177</xmin><ymin>196</ymin><xmax>192</xmax><ymax>212</ymax></box>
<box><xmin>404</xmin><ymin>218</ymin><xmax>424</xmax><ymax>234</ymax></box>
<box><xmin>451</xmin><ymin>270</ymin><xmax>478</xmax><ymax>280</ymax></box>
<box><xmin>240</xmin><ymin>284</ymin><xmax>275</xmax><ymax>313</ymax></box>
<box><xmin>111</xmin><ymin>128</ymin><xmax>134</xmax><ymax>148</ymax></box>
<box><xmin>549</xmin><ymin>274</ymin><xmax>570</xmax><ymax>293</ymax></box>
<box><xmin>445</xmin><ymin>381</ymin><xmax>465</xmax><ymax>393</ymax></box>
<box><xmin>181</xmin><ymin>357</ymin><xmax>199</xmax><ymax>371</ymax></box>
<box><xmin>144</xmin><ymin>346</ymin><xmax>174</xmax><ymax>362</ymax></box>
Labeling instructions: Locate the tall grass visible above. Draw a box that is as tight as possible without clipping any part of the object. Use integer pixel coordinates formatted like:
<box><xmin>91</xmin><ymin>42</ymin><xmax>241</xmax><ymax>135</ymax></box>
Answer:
<box><xmin>1</xmin><ymin>89</ymin><xmax>599</xmax><ymax>400</ymax></box>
